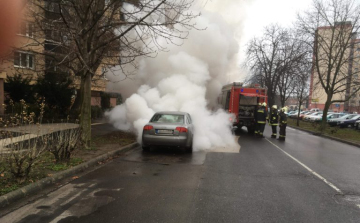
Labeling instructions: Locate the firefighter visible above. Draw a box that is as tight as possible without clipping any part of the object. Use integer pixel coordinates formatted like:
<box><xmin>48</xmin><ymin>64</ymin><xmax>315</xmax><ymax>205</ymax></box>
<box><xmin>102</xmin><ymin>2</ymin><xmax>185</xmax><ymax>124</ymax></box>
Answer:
<box><xmin>278</xmin><ymin>107</ymin><xmax>287</xmax><ymax>141</ymax></box>
<box><xmin>269</xmin><ymin>105</ymin><xmax>279</xmax><ymax>138</ymax></box>
<box><xmin>254</xmin><ymin>102</ymin><xmax>262</xmax><ymax>135</ymax></box>
<box><xmin>256</xmin><ymin>102</ymin><xmax>267</xmax><ymax>138</ymax></box>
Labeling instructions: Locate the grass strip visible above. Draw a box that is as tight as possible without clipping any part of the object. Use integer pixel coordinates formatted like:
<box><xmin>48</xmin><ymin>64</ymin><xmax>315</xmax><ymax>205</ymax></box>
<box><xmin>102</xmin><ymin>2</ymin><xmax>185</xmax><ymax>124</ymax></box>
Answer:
<box><xmin>287</xmin><ymin>119</ymin><xmax>360</xmax><ymax>144</ymax></box>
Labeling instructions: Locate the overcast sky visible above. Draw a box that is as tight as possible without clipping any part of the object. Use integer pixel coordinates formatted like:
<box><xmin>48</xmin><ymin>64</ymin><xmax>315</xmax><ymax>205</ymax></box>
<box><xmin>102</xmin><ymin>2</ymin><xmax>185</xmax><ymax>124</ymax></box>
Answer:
<box><xmin>203</xmin><ymin>0</ymin><xmax>313</xmax><ymax>79</ymax></box>
<box><xmin>241</xmin><ymin>0</ymin><xmax>312</xmax><ymax>46</ymax></box>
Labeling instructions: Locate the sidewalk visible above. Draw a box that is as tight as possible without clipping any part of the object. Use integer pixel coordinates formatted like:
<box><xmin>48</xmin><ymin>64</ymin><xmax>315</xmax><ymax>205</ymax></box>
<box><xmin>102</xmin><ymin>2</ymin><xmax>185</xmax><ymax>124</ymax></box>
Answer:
<box><xmin>0</xmin><ymin>123</ymin><xmax>79</xmax><ymax>152</ymax></box>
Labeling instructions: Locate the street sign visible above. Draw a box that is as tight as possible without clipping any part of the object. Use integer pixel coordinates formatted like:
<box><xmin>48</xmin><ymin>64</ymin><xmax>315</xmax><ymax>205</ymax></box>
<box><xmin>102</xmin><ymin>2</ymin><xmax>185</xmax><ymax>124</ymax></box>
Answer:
<box><xmin>335</xmin><ymin>104</ymin><xmax>340</xmax><ymax>108</ymax></box>
<box><xmin>311</xmin><ymin>98</ymin><xmax>319</xmax><ymax>102</ymax></box>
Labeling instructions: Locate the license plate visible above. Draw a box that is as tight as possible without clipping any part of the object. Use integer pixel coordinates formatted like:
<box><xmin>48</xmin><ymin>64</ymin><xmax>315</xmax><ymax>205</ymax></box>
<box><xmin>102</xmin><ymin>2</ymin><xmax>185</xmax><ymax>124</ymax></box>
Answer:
<box><xmin>156</xmin><ymin>129</ymin><xmax>173</xmax><ymax>134</ymax></box>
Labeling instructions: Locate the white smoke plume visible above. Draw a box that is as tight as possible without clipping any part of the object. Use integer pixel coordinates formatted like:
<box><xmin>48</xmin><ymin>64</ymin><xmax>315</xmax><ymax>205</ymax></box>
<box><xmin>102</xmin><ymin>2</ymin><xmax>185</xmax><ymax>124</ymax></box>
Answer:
<box><xmin>106</xmin><ymin>1</ymin><xmax>249</xmax><ymax>151</ymax></box>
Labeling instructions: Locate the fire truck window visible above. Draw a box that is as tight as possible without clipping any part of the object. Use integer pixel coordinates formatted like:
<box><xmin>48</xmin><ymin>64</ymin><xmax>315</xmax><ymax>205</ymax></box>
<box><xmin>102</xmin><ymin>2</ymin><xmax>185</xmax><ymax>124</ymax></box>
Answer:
<box><xmin>225</xmin><ymin>91</ymin><xmax>230</xmax><ymax>110</ymax></box>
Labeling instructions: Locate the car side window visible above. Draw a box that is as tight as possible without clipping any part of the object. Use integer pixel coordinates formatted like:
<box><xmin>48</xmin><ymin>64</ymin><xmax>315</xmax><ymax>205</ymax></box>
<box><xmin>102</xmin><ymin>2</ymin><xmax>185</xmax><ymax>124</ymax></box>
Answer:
<box><xmin>187</xmin><ymin>115</ymin><xmax>192</xmax><ymax>124</ymax></box>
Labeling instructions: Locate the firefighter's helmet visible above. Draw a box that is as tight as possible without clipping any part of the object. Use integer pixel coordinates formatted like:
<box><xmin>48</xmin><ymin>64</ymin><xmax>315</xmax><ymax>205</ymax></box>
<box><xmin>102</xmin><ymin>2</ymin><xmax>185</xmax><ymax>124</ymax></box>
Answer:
<box><xmin>258</xmin><ymin>103</ymin><xmax>262</xmax><ymax>106</ymax></box>
<box><xmin>272</xmin><ymin>105</ymin><xmax>277</xmax><ymax>109</ymax></box>
<box><xmin>262</xmin><ymin>102</ymin><xmax>267</xmax><ymax>107</ymax></box>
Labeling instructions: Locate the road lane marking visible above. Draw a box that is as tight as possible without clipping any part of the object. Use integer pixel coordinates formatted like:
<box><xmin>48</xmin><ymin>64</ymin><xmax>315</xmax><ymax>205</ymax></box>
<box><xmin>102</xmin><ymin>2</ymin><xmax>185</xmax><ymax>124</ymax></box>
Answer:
<box><xmin>265</xmin><ymin>138</ymin><xmax>343</xmax><ymax>194</ymax></box>
<box><xmin>91</xmin><ymin>122</ymin><xmax>106</xmax><ymax>126</ymax></box>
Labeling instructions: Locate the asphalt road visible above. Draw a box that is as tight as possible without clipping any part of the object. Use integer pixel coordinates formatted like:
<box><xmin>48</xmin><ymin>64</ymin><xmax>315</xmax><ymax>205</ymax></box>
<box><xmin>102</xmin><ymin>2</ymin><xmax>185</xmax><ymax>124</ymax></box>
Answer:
<box><xmin>1</xmin><ymin>124</ymin><xmax>360</xmax><ymax>222</ymax></box>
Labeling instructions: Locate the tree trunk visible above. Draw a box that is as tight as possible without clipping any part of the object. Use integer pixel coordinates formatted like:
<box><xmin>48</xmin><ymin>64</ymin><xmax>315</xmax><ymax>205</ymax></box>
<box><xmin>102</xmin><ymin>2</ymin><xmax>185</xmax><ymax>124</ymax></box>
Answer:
<box><xmin>280</xmin><ymin>92</ymin><xmax>286</xmax><ymax>108</ymax></box>
<box><xmin>319</xmin><ymin>99</ymin><xmax>331</xmax><ymax>133</ymax></box>
<box><xmin>297</xmin><ymin>100</ymin><xmax>302</xmax><ymax>127</ymax></box>
<box><xmin>267</xmin><ymin>88</ymin><xmax>275</xmax><ymax>108</ymax></box>
<box><xmin>80</xmin><ymin>73</ymin><xmax>92</xmax><ymax>148</ymax></box>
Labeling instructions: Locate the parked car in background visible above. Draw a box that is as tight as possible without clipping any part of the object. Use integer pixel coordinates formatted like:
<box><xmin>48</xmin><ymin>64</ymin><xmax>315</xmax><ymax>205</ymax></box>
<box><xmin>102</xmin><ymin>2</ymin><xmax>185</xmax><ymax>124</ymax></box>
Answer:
<box><xmin>286</xmin><ymin>111</ymin><xmax>297</xmax><ymax>117</ymax></box>
<box><xmin>313</xmin><ymin>113</ymin><xmax>343</xmax><ymax>122</ymax></box>
<box><xmin>328</xmin><ymin>114</ymin><xmax>358</xmax><ymax>127</ymax></box>
<box><xmin>337</xmin><ymin>115</ymin><xmax>360</xmax><ymax>128</ymax></box>
<box><xmin>327</xmin><ymin>113</ymin><xmax>346</xmax><ymax>120</ymax></box>
<box><xmin>142</xmin><ymin>111</ymin><xmax>194</xmax><ymax>152</ymax></box>
<box><xmin>289</xmin><ymin>111</ymin><xmax>300</xmax><ymax>119</ymax></box>
<box><xmin>307</xmin><ymin>112</ymin><xmax>325</xmax><ymax>122</ymax></box>
<box><xmin>355</xmin><ymin>120</ymin><xmax>360</xmax><ymax>130</ymax></box>
<box><xmin>298</xmin><ymin>111</ymin><xmax>312</xmax><ymax>120</ymax></box>
<box><xmin>304</xmin><ymin>112</ymin><xmax>322</xmax><ymax>121</ymax></box>
<box><xmin>289</xmin><ymin>111</ymin><xmax>305</xmax><ymax>119</ymax></box>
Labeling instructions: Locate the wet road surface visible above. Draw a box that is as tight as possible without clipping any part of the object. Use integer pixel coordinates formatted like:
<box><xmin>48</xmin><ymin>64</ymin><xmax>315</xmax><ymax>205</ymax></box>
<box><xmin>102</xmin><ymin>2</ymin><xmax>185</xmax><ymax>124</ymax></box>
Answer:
<box><xmin>1</xmin><ymin>125</ymin><xmax>360</xmax><ymax>222</ymax></box>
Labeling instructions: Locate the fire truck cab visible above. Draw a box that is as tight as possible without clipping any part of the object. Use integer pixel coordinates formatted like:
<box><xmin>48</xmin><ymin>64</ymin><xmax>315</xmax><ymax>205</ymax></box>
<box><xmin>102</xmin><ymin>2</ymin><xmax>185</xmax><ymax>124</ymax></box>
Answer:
<box><xmin>219</xmin><ymin>82</ymin><xmax>267</xmax><ymax>134</ymax></box>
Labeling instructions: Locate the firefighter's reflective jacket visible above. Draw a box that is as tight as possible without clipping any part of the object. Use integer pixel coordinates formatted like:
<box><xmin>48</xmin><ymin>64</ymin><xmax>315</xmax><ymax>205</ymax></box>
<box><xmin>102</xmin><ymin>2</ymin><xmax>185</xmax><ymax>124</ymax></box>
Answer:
<box><xmin>256</xmin><ymin>107</ymin><xmax>268</xmax><ymax>124</ymax></box>
<box><xmin>270</xmin><ymin>110</ymin><xmax>279</xmax><ymax>125</ymax></box>
<box><xmin>279</xmin><ymin>111</ymin><xmax>287</xmax><ymax>125</ymax></box>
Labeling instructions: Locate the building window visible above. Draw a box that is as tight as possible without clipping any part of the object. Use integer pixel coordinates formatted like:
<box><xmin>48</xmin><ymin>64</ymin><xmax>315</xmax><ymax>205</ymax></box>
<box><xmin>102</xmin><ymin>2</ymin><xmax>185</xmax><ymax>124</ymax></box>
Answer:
<box><xmin>18</xmin><ymin>22</ymin><xmax>34</xmax><ymax>37</ymax></box>
<box><xmin>14</xmin><ymin>52</ymin><xmax>35</xmax><ymax>69</ymax></box>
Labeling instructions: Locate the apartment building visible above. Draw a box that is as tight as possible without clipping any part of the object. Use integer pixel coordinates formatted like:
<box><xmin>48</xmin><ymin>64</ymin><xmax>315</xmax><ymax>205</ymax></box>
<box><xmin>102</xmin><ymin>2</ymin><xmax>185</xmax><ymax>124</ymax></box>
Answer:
<box><xmin>0</xmin><ymin>1</ymin><xmax>45</xmax><ymax>114</ymax></box>
<box><xmin>345</xmin><ymin>38</ymin><xmax>360</xmax><ymax>113</ymax></box>
<box><xmin>309</xmin><ymin>22</ymin><xmax>360</xmax><ymax>113</ymax></box>
<box><xmin>0</xmin><ymin>0</ymin><xmax>119</xmax><ymax>114</ymax></box>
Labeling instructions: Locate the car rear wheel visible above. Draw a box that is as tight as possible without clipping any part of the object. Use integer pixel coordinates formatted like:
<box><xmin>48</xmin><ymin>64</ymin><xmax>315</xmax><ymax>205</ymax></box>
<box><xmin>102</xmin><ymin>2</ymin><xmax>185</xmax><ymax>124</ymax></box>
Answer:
<box><xmin>186</xmin><ymin>139</ymin><xmax>193</xmax><ymax>153</ymax></box>
<box><xmin>142</xmin><ymin>146</ymin><xmax>150</xmax><ymax>151</ymax></box>
<box><xmin>186</xmin><ymin>146</ymin><xmax>193</xmax><ymax>153</ymax></box>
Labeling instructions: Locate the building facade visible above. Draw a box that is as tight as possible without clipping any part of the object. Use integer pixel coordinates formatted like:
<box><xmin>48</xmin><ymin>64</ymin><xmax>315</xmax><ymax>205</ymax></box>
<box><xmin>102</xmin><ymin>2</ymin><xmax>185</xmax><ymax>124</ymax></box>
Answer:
<box><xmin>0</xmin><ymin>0</ymin><xmax>119</xmax><ymax>114</ymax></box>
<box><xmin>309</xmin><ymin>22</ymin><xmax>360</xmax><ymax>113</ymax></box>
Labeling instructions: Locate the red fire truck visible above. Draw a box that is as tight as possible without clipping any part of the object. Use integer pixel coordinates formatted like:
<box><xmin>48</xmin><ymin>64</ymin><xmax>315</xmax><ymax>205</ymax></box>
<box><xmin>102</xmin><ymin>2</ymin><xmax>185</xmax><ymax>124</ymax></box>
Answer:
<box><xmin>219</xmin><ymin>82</ymin><xmax>268</xmax><ymax>133</ymax></box>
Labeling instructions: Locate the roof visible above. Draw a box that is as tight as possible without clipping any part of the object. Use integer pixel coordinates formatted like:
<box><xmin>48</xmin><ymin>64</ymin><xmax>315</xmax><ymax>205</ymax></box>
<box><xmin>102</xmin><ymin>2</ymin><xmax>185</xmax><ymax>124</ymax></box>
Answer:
<box><xmin>154</xmin><ymin>111</ymin><xmax>189</xmax><ymax>116</ymax></box>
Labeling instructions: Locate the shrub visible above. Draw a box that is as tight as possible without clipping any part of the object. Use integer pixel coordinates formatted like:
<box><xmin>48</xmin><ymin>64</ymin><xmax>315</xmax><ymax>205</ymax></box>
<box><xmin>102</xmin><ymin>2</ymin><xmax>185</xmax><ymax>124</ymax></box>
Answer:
<box><xmin>0</xmin><ymin>100</ymin><xmax>47</xmax><ymax>183</ymax></box>
<box><xmin>4</xmin><ymin>74</ymin><xmax>35</xmax><ymax>104</ymax></box>
<box><xmin>47</xmin><ymin>127</ymin><xmax>81</xmax><ymax>163</ymax></box>
<box><xmin>35</xmin><ymin>73</ymin><xmax>75</xmax><ymax>119</ymax></box>
<box><xmin>91</xmin><ymin>106</ymin><xmax>103</xmax><ymax>119</ymax></box>
<box><xmin>100</xmin><ymin>92</ymin><xmax>111</xmax><ymax>110</ymax></box>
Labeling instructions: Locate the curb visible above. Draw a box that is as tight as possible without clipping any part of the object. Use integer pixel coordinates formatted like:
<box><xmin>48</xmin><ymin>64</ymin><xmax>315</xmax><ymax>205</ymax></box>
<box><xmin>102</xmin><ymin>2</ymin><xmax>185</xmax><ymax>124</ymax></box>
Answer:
<box><xmin>288</xmin><ymin>125</ymin><xmax>360</xmax><ymax>148</ymax></box>
<box><xmin>0</xmin><ymin>142</ymin><xmax>139</xmax><ymax>208</ymax></box>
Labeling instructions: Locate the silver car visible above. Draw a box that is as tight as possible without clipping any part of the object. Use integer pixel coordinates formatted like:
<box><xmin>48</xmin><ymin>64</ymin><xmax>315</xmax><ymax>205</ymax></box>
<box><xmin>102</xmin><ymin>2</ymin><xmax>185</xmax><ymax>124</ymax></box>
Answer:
<box><xmin>142</xmin><ymin>111</ymin><xmax>194</xmax><ymax>152</ymax></box>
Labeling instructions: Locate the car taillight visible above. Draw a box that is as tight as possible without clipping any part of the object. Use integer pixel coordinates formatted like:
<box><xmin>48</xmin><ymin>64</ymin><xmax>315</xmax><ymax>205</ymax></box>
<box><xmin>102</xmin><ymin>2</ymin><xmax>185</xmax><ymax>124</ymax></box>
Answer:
<box><xmin>143</xmin><ymin>125</ymin><xmax>153</xmax><ymax>130</ymax></box>
<box><xmin>176</xmin><ymin>127</ymin><xmax>188</xmax><ymax>132</ymax></box>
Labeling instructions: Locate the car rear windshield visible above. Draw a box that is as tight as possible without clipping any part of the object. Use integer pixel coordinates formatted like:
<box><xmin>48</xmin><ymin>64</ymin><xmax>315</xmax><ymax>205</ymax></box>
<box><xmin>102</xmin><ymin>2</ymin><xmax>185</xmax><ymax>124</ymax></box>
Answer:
<box><xmin>150</xmin><ymin>114</ymin><xmax>185</xmax><ymax>123</ymax></box>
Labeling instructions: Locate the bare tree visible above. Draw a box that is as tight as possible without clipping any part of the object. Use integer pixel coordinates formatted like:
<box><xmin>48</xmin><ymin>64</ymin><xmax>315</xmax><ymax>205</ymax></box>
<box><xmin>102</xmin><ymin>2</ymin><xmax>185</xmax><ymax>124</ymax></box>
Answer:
<box><xmin>25</xmin><ymin>0</ymin><xmax>200</xmax><ymax>147</ymax></box>
<box><xmin>278</xmin><ymin>72</ymin><xmax>295</xmax><ymax>108</ymax></box>
<box><xmin>246</xmin><ymin>25</ymin><xmax>286</xmax><ymax>107</ymax></box>
<box><xmin>297</xmin><ymin>0</ymin><xmax>360</xmax><ymax>132</ymax></box>
<box><xmin>293</xmin><ymin>64</ymin><xmax>311</xmax><ymax>126</ymax></box>
<box><xmin>278</xmin><ymin>31</ymin><xmax>312</xmax><ymax>108</ymax></box>
<box><xmin>246</xmin><ymin>25</ymin><xmax>308</xmax><ymax>107</ymax></box>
